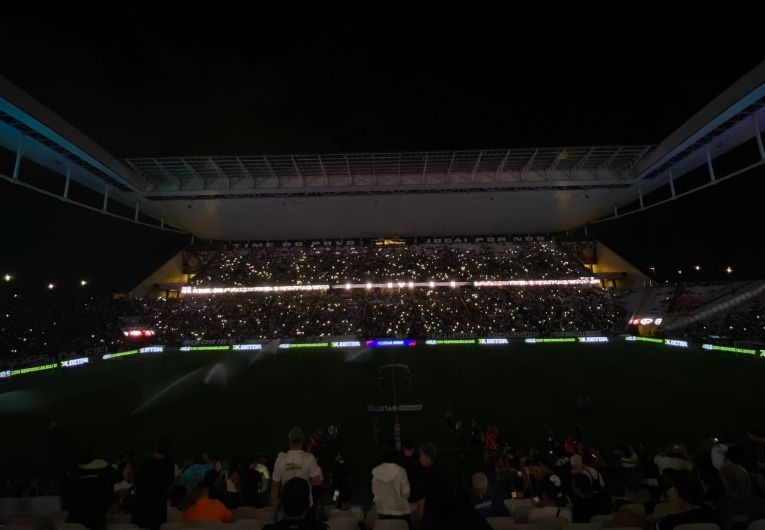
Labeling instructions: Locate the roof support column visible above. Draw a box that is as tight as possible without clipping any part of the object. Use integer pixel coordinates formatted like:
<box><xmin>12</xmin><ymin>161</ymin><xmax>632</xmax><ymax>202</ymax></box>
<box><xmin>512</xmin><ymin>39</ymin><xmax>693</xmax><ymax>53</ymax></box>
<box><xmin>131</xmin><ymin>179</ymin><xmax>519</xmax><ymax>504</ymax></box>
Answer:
<box><xmin>613</xmin><ymin>206</ymin><xmax>618</xmax><ymax>217</ymax></box>
<box><xmin>638</xmin><ymin>187</ymin><xmax>644</xmax><ymax>209</ymax></box>
<box><xmin>584</xmin><ymin>224</ymin><xmax>589</xmax><ymax>236</ymax></box>
<box><xmin>754</xmin><ymin>115</ymin><xmax>765</xmax><ymax>160</ymax></box>
<box><xmin>668</xmin><ymin>169</ymin><xmax>675</xmax><ymax>198</ymax></box>
<box><xmin>63</xmin><ymin>164</ymin><xmax>71</xmax><ymax>198</ymax></box>
<box><xmin>12</xmin><ymin>135</ymin><xmax>24</xmax><ymax>180</ymax></box>
<box><xmin>706</xmin><ymin>149</ymin><xmax>715</xmax><ymax>182</ymax></box>
<box><xmin>134</xmin><ymin>201</ymin><xmax>140</xmax><ymax>222</ymax></box>
<box><xmin>161</xmin><ymin>218</ymin><xmax>165</xmax><ymax>229</ymax></box>
<box><xmin>102</xmin><ymin>185</ymin><xmax>109</xmax><ymax>212</ymax></box>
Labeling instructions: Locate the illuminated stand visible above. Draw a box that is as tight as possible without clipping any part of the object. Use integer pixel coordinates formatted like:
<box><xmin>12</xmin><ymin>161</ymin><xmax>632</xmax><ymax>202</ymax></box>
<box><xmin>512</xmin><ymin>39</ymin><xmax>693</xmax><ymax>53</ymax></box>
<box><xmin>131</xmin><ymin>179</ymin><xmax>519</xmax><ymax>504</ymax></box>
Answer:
<box><xmin>180</xmin><ymin>277</ymin><xmax>600</xmax><ymax>296</ymax></box>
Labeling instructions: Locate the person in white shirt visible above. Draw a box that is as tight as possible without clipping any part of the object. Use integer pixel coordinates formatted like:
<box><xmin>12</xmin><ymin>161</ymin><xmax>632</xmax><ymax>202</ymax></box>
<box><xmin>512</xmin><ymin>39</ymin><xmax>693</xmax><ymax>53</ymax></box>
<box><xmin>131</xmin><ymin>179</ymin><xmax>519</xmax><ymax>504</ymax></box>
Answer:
<box><xmin>372</xmin><ymin>446</ymin><xmax>411</xmax><ymax>523</ymax></box>
<box><xmin>271</xmin><ymin>426</ymin><xmax>323</xmax><ymax>516</ymax></box>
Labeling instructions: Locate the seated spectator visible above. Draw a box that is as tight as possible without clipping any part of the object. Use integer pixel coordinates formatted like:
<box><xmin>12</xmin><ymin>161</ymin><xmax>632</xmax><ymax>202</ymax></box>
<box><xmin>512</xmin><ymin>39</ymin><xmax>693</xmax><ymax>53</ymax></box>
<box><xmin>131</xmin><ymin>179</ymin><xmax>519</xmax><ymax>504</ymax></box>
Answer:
<box><xmin>655</xmin><ymin>471</ymin><xmax>715</xmax><ymax>530</ymax></box>
<box><xmin>528</xmin><ymin>475</ymin><xmax>572</xmax><ymax>523</ymax></box>
<box><xmin>327</xmin><ymin>488</ymin><xmax>364</xmax><ymax>524</ymax></box>
<box><xmin>573</xmin><ymin>449</ymin><xmax>606</xmax><ymax>493</ymax></box>
<box><xmin>571</xmin><ymin>473</ymin><xmax>612</xmax><ymax>523</ymax></box>
<box><xmin>183</xmin><ymin>475</ymin><xmax>233</xmax><ymax>523</ymax></box>
<box><xmin>182</xmin><ymin>454</ymin><xmax>213</xmax><ymax>492</ymax></box>
<box><xmin>219</xmin><ymin>466</ymin><xmax>242</xmax><ymax>509</ymax></box>
<box><xmin>423</xmin><ymin>476</ymin><xmax>492</xmax><ymax>530</ymax></box>
<box><xmin>241</xmin><ymin>459</ymin><xmax>265</xmax><ymax>508</ymax></box>
<box><xmin>717</xmin><ymin>463</ymin><xmax>765</xmax><ymax>530</ymax></box>
<box><xmin>263</xmin><ymin>477</ymin><xmax>327</xmax><ymax>530</ymax></box>
<box><xmin>372</xmin><ymin>444</ymin><xmax>411</xmax><ymax>525</ymax></box>
<box><xmin>254</xmin><ymin>455</ymin><xmax>271</xmax><ymax>505</ymax></box>
<box><xmin>470</xmin><ymin>472</ymin><xmax>510</xmax><ymax>518</ymax></box>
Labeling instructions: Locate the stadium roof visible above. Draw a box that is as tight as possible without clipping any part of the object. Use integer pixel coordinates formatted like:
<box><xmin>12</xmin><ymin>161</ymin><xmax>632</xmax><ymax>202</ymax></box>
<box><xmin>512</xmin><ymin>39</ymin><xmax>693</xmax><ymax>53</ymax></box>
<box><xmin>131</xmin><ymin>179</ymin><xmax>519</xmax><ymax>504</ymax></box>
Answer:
<box><xmin>126</xmin><ymin>146</ymin><xmax>651</xmax><ymax>195</ymax></box>
<box><xmin>1</xmin><ymin>61</ymin><xmax>764</xmax><ymax>240</ymax></box>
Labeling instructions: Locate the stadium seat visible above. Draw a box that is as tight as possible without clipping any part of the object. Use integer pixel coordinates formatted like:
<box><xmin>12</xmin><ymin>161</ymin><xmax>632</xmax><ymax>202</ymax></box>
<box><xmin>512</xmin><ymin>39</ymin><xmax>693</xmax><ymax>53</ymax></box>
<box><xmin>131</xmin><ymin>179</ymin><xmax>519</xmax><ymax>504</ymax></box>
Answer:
<box><xmin>507</xmin><ymin>525</ymin><xmax>538</xmax><ymax>530</ymax></box>
<box><xmin>26</xmin><ymin>496</ymin><xmax>60</xmax><ymax>517</ymax></box>
<box><xmin>749</xmin><ymin>521</ymin><xmax>765</xmax><ymax>530</ymax></box>
<box><xmin>108</xmin><ymin>514</ymin><xmax>134</xmax><ymax>524</ymax></box>
<box><xmin>189</xmin><ymin>522</ymin><xmax>225</xmax><ymax>530</ymax></box>
<box><xmin>252</xmin><ymin>507</ymin><xmax>276</xmax><ymax>520</ymax></box>
<box><xmin>505</xmin><ymin>499</ymin><xmax>534</xmax><ymax>522</ymax></box>
<box><xmin>365</xmin><ymin>506</ymin><xmax>378</xmax><ymax>530</ymax></box>
<box><xmin>6</xmin><ymin>516</ymin><xmax>45</xmax><ymax>530</ymax></box>
<box><xmin>47</xmin><ymin>510</ymin><xmax>68</xmax><ymax>524</ymax></box>
<box><xmin>564</xmin><ymin>523</ymin><xmax>601</xmax><ymax>530</ymax></box>
<box><xmin>372</xmin><ymin>520</ymin><xmax>408</xmax><ymax>530</ymax></box>
<box><xmin>673</xmin><ymin>525</ymin><xmax>720</xmax><ymax>530</ymax></box>
<box><xmin>167</xmin><ymin>508</ymin><xmax>184</xmax><ymax>523</ymax></box>
<box><xmin>486</xmin><ymin>516</ymin><xmax>515</xmax><ymax>530</ymax></box>
<box><xmin>619</xmin><ymin>504</ymin><xmax>645</xmax><ymax>517</ymax></box>
<box><xmin>652</xmin><ymin>502</ymin><xmax>680</xmax><ymax>519</ymax></box>
<box><xmin>233</xmin><ymin>508</ymin><xmax>258</xmax><ymax>519</ymax></box>
<box><xmin>231</xmin><ymin>519</ymin><xmax>264</xmax><ymax>530</ymax></box>
<box><xmin>589</xmin><ymin>514</ymin><xmax>613</xmax><ymax>527</ymax></box>
<box><xmin>107</xmin><ymin>523</ymin><xmax>141</xmax><ymax>530</ymax></box>
<box><xmin>534</xmin><ymin>516</ymin><xmax>570</xmax><ymax>530</ymax></box>
<box><xmin>0</xmin><ymin>497</ymin><xmax>22</xmax><ymax>522</ymax></box>
<box><xmin>60</xmin><ymin>524</ymin><xmax>90</xmax><ymax>530</ymax></box>
<box><xmin>328</xmin><ymin>518</ymin><xmax>362</xmax><ymax>530</ymax></box>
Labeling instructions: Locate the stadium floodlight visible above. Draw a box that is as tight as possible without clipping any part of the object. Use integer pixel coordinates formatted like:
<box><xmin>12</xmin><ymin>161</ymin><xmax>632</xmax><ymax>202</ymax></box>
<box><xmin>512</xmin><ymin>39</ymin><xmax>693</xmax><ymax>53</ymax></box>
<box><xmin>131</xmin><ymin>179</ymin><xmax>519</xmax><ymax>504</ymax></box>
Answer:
<box><xmin>80</xmin><ymin>280</ymin><xmax>88</xmax><ymax>286</ymax></box>
<box><xmin>677</xmin><ymin>270</ymin><xmax>682</xmax><ymax>275</ymax></box>
<box><xmin>47</xmin><ymin>283</ymin><xmax>55</xmax><ymax>290</ymax></box>
<box><xmin>345</xmin><ymin>283</ymin><xmax>351</xmax><ymax>290</ymax></box>
<box><xmin>429</xmin><ymin>281</ymin><xmax>435</xmax><ymax>288</ymax></box>
<box><xmin>3</xmin><ymin>274</ymin><xmax>11</xmax><ymax>282</ymax></box>
<box><xmin>694</xmin><ymin>265</ymin><xmax>701</xmax><ymax>271</ymax></box>
<box><xmin>366</xmin><ymin>282</ymin><xmax>372</xmax><ymax>289</ymax></box>
<box><xmin>726</xmin><ymin>266</ymin><xmax>733</xmax><ymax>274</ymax></box>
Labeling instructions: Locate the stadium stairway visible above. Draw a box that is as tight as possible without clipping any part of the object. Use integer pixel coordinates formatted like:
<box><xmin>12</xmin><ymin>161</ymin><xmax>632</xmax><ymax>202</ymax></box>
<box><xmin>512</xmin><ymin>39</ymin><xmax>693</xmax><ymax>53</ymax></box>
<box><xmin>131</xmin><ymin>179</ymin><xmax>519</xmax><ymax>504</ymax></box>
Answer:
<box><xmin>661</xmin><ymin>280</ymin><xmax>765</xmax><ymax>332</ymax></box>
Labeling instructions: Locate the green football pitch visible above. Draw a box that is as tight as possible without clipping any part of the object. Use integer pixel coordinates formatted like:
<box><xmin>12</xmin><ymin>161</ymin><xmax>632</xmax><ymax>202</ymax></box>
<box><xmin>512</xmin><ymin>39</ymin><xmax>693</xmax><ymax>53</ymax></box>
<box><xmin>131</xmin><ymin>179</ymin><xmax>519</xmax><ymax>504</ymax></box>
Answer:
<box><xmin>1</xmin><ymin>342</ymin><xmax>763</xmax><ymax>479</ymax></box>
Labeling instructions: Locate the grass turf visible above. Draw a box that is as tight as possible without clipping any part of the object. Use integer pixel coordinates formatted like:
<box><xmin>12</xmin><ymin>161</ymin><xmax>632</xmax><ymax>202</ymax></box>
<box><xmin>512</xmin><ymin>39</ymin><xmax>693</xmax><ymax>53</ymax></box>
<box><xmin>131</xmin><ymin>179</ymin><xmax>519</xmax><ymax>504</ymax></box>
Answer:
<box><xmin>1</xmin><ymin>342</ymin><xmax>763</xmax><ymax>480</ymax></box>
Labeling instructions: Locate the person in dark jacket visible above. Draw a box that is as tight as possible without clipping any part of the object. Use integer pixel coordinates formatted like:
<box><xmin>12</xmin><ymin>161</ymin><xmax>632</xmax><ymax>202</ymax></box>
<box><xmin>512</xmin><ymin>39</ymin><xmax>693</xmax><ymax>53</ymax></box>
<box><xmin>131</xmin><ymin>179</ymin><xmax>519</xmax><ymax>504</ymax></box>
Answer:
<box><xmin>61</xmin><ymin>450</ymin><xmax>113</xmax><ymax>530</ymax></box>
<box><xmin>132</xmin><ymin>438</ymin><xmax>175</xmax><ymax>530</ymax></box>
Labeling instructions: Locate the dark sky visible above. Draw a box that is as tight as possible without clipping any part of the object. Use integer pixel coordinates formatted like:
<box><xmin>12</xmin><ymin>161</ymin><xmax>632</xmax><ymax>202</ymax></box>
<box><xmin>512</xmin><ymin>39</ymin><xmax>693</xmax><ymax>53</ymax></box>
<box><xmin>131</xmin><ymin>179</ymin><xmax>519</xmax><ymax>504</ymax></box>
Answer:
<box><xmin>0</xmin><ymin>14</ymin><xmax>763</xmax><ymax>290</ymax></box>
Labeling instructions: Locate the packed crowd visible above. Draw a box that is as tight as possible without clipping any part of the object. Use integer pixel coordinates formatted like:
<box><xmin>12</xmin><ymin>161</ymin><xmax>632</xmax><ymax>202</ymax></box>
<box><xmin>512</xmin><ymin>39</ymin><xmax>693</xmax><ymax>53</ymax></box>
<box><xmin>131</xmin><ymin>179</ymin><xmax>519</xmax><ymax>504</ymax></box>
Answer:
<box><xmin>0</xmin><ymin>291</ymin><xmax>133</xmax><ymax>368</ymax></box>
<box><xmin>4</xmin><ymin>423</ymin><xmax>765</xmax><ymax>530</ymax></box>
<box><xmin>186</xmin><ymin>242</ymin><xmax>594</xmax><ymax>287</ymax></box>
<box><xmin>1</xmin><ymin>242</ymin><xmax>623</xmax><ymax>367</ymax></box>
<box><xmin>140</xmin><ymin>286</ymin><xmax>624</xmax><ymax>343</ymax></box>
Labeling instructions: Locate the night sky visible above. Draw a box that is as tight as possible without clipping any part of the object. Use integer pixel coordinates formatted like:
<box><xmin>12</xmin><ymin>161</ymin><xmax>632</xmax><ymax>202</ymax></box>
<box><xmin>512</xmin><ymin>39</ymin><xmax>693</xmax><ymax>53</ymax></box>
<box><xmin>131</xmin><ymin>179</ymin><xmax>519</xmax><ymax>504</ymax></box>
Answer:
<box><xmin>1</xmin><ymin>14</ymin><xmax>763</xmax><ymax>291</ymax></box>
